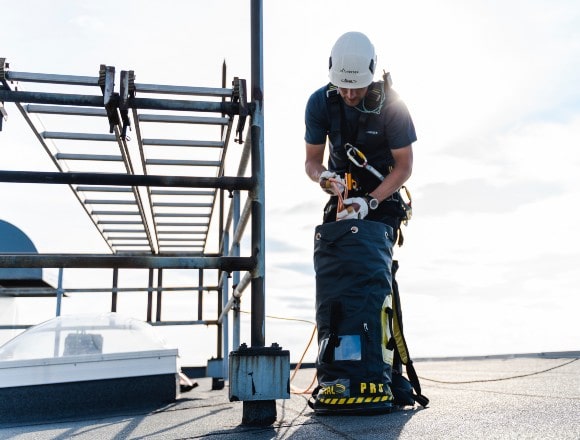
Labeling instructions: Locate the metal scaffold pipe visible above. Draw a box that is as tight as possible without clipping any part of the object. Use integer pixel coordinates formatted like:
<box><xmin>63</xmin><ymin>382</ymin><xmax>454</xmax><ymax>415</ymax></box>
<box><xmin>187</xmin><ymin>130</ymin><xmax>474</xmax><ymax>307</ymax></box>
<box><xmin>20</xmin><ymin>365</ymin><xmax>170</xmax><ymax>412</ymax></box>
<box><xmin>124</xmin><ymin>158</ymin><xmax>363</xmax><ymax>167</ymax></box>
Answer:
<box><xmin>0</xmin><ymin>254</ymin><xmax>256</xmax><ymax>271</ymax></box>
<box><xmin>250</xmin><ymin>0</ymin><xmax>266</xmax><ymax>350</ymax></box>
<box><xmin>0</xmin><ymin>170</ymin><xmax>254</xmax><ymax>191</ymax></box>
<box><xmin>0</xmin><ymin>90</ymin><xmax>241</xmax><ymax>115</ymax></box>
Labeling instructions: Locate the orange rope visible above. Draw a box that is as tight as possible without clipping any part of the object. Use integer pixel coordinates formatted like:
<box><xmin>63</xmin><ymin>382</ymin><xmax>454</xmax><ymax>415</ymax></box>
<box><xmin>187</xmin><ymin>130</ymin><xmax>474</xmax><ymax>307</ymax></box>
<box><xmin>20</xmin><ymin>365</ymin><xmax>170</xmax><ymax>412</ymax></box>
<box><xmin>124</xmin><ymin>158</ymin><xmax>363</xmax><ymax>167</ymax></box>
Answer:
<box><xmin>290</xmin><ymin>324</ymin><xmax>319</xmax><ymax>395</ymax></box>
<box><xmin>329</xmin><ymin>177</ymin><xmax>348</xmax><ymax>219</ymax></box>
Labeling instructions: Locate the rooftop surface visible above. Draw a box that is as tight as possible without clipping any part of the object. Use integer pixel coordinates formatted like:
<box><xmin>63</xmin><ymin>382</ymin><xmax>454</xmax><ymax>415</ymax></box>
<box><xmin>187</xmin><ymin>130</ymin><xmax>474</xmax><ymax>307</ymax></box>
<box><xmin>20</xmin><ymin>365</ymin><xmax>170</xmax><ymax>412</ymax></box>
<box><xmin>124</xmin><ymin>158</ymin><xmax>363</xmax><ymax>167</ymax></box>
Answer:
<box><xmin>1</xmin><ymin>352</ymin><xmax>578</xmax><ymax>439</ymax></box>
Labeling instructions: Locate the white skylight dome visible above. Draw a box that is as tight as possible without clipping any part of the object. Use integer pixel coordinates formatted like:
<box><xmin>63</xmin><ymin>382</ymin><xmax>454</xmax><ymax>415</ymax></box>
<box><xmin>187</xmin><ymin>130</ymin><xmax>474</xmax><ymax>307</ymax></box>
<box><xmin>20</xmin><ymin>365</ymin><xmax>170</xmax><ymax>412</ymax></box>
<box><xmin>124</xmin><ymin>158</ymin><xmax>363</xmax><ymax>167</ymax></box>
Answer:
<box><xmin>0</xmin><ymin>312</ymin><xmax>169</xmax><ymax>361</ymax></box>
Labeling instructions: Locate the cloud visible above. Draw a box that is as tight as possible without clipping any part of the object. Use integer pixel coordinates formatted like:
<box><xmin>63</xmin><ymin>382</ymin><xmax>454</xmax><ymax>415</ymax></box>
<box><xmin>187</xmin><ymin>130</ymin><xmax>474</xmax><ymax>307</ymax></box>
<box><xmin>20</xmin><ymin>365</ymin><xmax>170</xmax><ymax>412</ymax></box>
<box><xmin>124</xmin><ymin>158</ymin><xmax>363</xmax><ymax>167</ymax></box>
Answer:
<box><xmin>411</xmin><ymin>114</ymin><xmax>580</xmax><ymax>227</ymax></box>
<box><xmin>274</xmin><ymin>262</ymin><xmax>315</xmax><ymax>277</ymax></box>
<box><xmin>415</xmin><ymin>178</ymin><xmax>561</xmax><ymax>216</ymax></box>
<box><xmin>265</xmin><ymin>237</ymin><xmax>303</xmax><ymax>253</ymax></box>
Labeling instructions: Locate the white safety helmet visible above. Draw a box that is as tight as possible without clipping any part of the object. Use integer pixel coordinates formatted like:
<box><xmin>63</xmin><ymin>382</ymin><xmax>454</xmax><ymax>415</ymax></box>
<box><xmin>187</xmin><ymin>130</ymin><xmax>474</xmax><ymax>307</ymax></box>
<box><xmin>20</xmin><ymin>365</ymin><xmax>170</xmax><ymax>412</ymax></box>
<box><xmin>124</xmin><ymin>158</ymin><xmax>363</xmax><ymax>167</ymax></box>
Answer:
<box><xmin>329</xmin><ymin>32</ymin><xmax>377</xmax><ymax>89</ymax></box>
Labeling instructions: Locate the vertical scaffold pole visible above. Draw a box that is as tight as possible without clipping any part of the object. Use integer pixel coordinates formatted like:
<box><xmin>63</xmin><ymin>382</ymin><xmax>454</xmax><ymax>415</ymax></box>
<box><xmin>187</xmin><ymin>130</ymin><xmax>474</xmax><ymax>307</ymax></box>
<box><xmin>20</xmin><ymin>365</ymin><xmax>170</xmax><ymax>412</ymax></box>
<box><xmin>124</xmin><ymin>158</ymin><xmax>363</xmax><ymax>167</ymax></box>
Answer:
<box><xmin>56</xmin><ymin>268</ymin><xmax>64</xmax><ymax>317</ymax></box>
<box><xmin>241</xmin><ymin>0</ymin><xmax>277</xmax><ymax>427</ymax></box>
<box><xmin>111</xmin><ymin>268</ymin><xmax>118</xmax><ymax>312</ymax></box>
<box><xmin>250</xmin><ymin>0</ymin><xmax>265</xmax><ymax>349</ymax></box>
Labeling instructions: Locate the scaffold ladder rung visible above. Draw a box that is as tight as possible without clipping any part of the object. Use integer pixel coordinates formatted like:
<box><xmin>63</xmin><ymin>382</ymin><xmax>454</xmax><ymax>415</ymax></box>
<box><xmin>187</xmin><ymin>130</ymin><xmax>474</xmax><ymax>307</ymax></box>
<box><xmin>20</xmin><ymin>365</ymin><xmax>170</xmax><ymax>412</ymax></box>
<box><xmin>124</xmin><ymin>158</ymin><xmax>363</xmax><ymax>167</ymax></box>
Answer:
<box><xmin>152</xmin><ymin>202</ymin><xmax>212</xmax><ymax>208</ymax></box>
<box><xmin>158</xmin><ymin>231</ymin><xmax>206</xmax><ymax>235</ymax></box>
<box><xmin>151</xmin><ymin>189</ymin><xmax>214</xmax><ymax>196</ymax></box>
<box><xmin>134</xmin><ymin>82</ymin><xmax>232</xmax><ymax>97</ymax></box>
<box><xmin>77</xmin><ymin>186</ymin><xmax>133</xmax><ymax>192</ymax></box>
<box><xmin>139</xmin><ymin>114</ymin><xmax>229</xmax><ymax>125</ymax></box>
<box><xmin>142</xmin><ymin>139</ymin><xmax>223</xmax><ymax>148</ymax></box>
<box><xmin>43</xmin><ymin>132</ymin><xmax>116</xmax><ymax>142</ymax></box>
<box><xmin>155</xmin><ymin>213</ymin><xmax>211</xmax><ymax>218</ymax></box>
<box><xmin>55</xmin><ymin>153</ymin><xmax>122</xmax><ymax>162</ymax></box>
<box><xmin>5</xmin><ymin>70</ymin><xmax>99</xmax><ymax>86</ymax></box>
<box><xmin>91</xmin><ymin>210</ymin><xmax>140</xmax><ymax>216</ymax></box>
<box><xmin>146</xmin><ymin>159</ymin><xmax>221</xmax><ymax>167</ymax></box>
<box><xmin>84</xmin><ymin>199</ymin><xmax>138</xmax><ymax>205</ymax></box>
<box><xmin>26</xmin><ymin>105</ymin><xmax>107</xmax><ymax>117</ymax></box>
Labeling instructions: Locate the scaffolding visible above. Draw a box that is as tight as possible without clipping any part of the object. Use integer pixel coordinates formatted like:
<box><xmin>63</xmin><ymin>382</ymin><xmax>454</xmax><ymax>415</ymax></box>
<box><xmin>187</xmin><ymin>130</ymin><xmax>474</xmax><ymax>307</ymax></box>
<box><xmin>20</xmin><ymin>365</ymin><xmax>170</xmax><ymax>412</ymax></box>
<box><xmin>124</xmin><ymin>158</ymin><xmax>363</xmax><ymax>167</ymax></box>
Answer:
<box><xmin>0</xmin><ymin>1</ymin><xmax>284</xmax><ymax>426</ymax></box>
<box><xmin>0</xmin><ymin>53</ymin><xmax>260</xmax><ymax>352</ymax></box>
<box><xmin>0</xmin><ymin>1</ymin><xmax>268</xmax><ymax>372</ymax></box>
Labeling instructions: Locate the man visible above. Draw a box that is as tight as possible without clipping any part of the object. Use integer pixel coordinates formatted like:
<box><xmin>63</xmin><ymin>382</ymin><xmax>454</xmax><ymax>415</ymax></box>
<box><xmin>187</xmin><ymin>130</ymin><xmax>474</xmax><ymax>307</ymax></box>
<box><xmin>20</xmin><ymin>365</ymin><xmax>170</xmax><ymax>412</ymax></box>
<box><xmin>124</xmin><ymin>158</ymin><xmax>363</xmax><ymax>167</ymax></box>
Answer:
<box><xmin>305</xmin><ymin>31</ymin><xmax>424</xmax><ymax>414</ymax></box>
<box><xmin>304</xmin><ymin>31</ymin><xmax>416</xmax><ymax>236</ymax></box>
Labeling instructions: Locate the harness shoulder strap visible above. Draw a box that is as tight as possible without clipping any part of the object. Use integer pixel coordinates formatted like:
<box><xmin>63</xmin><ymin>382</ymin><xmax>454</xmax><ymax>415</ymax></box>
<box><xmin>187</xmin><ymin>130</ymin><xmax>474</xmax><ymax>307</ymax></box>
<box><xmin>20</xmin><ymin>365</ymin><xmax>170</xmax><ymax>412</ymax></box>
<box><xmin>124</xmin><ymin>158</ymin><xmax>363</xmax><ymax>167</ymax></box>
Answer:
<box><xmin>326</xmin><ymin>83</ymin><xmax>340</xmax><ymax>125</ymax></box>
<box><xmin>326</xmin><ymin>83</ymin><xmax>344</xmax><ymax>145</ymax></box>
<box><xmin>354</xmin><ymin>80</ymin><xmax>384</xmax><ymax>145</ymax></box>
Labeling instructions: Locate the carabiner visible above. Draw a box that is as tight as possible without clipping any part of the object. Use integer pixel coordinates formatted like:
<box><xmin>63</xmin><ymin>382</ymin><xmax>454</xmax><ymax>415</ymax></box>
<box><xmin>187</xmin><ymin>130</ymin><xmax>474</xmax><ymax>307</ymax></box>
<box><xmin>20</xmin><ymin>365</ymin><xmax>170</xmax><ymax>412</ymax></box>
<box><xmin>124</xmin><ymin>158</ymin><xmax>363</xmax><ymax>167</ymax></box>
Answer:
<box><xmin>345</xmin><ymin>143</ymin><xmax>385</xmax><ymax>182</ymax></box>
<box><xmin>345</xmin><ymin>143</ymin><xmax>367</xmax><ymax>168</ymax></box>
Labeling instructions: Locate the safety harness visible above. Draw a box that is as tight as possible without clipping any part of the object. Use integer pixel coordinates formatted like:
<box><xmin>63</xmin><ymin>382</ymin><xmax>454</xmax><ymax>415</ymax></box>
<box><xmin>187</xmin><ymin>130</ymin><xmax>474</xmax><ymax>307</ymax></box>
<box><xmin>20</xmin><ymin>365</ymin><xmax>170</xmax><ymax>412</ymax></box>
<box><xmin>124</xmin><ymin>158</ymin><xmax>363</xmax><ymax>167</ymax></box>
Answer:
<box><xmin>326</xmin><ymin>72</ymin><xmax>412</xmax><ymax>244</ymax></box>
<box><xmin>326</xmin><ymin>70</ymin><xmax>392</xmax><ymax>149</ymax></box>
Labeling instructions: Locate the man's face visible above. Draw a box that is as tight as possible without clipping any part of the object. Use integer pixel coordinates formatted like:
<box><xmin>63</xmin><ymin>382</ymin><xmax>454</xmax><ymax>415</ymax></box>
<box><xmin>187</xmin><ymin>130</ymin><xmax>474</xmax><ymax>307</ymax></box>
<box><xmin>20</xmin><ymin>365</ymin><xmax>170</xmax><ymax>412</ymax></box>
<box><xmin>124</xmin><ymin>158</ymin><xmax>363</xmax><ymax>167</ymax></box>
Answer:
<box><xmin>338</xmin><ymin>86</ymin><xmax>368</xmax><ymax>107</ymax></box>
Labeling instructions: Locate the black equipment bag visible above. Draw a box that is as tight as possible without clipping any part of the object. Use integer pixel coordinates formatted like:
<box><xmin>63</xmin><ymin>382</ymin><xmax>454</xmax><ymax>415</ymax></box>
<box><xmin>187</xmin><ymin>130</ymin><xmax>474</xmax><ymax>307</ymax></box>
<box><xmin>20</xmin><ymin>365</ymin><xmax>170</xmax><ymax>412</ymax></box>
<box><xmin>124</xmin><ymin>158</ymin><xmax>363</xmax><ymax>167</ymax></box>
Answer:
<box><xmin>311</xmin><ymin>219</ymin><xmax>395</xmax><ymax>414</ymax></box>
<box><xmin>311</xmin><ymin>219</ymin><xmax>428</xmax><ymax>414</ymax></box>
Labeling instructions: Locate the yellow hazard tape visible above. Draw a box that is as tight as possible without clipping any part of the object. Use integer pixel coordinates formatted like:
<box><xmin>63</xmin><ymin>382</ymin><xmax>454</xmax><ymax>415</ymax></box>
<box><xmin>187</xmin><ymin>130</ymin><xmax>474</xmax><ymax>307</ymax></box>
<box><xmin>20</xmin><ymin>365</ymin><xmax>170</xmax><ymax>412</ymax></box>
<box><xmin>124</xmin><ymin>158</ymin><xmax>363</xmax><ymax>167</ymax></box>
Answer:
<box><xmin>318</xmin><ymin>395</ymin><xmax>393</xmax><ymax>405</ymax></box>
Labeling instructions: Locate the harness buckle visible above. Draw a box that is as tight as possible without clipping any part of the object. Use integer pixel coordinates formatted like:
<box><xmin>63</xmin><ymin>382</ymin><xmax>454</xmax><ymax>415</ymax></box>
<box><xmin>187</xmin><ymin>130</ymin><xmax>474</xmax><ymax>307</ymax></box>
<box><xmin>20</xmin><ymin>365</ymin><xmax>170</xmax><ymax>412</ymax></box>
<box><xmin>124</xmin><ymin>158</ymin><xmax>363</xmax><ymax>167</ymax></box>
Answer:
<box><xmin>326</xmin><ymin>86</ymin><xmax>339</xmax><ymax>99</ymax></box>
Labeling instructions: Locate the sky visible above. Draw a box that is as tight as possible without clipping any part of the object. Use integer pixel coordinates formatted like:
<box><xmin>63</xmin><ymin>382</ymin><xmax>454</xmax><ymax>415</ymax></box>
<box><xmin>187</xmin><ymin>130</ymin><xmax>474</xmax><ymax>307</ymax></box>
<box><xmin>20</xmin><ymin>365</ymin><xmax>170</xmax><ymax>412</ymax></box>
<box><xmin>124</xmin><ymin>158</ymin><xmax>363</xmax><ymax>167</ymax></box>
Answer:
<box><xmin>1</xmin><ymin>0</ymin><xmax>579</xmax><ymax>366</ymax></box>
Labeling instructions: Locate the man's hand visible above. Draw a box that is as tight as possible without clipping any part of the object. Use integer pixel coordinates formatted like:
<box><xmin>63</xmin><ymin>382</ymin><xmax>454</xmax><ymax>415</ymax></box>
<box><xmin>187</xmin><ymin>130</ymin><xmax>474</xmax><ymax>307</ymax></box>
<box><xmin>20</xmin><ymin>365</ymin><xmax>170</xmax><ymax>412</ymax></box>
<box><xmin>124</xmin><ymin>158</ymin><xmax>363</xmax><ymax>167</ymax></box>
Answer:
<box><xmin>319</xmin><ymin>171</ymin><xmax>345</xmax><ymax>195</ymax></box>
<box><xmin>337</xmin><ymin>197</ymin><xmax>368</xmax><ymax>220</ymax></box>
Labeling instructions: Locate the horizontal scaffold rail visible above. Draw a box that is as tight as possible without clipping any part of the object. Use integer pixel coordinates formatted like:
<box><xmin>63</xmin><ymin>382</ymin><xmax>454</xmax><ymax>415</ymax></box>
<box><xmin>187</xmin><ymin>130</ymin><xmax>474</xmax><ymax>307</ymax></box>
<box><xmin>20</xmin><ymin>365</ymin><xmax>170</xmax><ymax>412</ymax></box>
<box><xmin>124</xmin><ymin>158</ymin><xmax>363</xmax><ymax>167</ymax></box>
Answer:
<box><xmin>2</xmin><ymin>70</ymin><xmax>99</xmax><ymax>86</ymax></box>
<box><xmin>0</xmin><ymin>90</ymin><xmax>242</xmax><ymax>115</ymax></box>
<box><xmin>0</xmin><ymin>254</ymin><xmax>256</xmax><ymax>271</ymax></box>
<box><xmin>134</xmin><ymin>82</ymin><xmax>232</xmax><ymax>97</ymax></box>
<box><xmin>0</xmin><ymin>170</ymin><xmax>254</xmax><ymax>191</ymax></box>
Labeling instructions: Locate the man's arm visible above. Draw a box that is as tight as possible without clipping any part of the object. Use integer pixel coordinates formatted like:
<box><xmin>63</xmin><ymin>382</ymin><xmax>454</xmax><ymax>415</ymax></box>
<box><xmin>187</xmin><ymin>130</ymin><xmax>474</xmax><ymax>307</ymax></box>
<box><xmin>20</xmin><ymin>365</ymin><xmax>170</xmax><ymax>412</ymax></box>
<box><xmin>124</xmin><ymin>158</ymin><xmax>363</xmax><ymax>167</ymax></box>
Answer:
<box><xmin>368</xmin><ymin>144</ymin><xmax>413</xmax><ymax>202</ymax></box>
<box><xmin>305</xmin><ymin>142</ymin><xmax>327</xmax><ymax>183</ymax></box>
